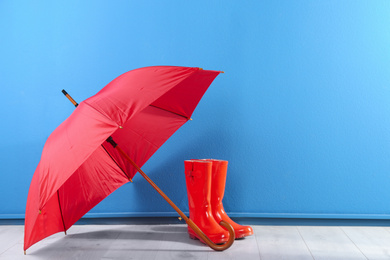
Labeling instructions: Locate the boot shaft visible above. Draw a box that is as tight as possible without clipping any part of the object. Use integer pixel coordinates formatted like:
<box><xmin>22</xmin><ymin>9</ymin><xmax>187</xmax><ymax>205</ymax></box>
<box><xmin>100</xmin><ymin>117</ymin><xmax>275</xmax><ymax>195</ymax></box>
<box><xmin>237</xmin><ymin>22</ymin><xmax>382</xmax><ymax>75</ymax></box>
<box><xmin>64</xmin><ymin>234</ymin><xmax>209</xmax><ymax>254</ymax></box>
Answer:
<box><xmin>184</xmin><ymin>160</ymin><xmax>212</xmax><ymax>214</ymax></box>
<box><xmin>196</xmin><ymin>159</ymin><xmax>228</xmax><ymax>204</ymax></box>
<box><xmin>209</xmin><ymin>159</ymin><xmax>228</xmax><ymax>201</ymax></box>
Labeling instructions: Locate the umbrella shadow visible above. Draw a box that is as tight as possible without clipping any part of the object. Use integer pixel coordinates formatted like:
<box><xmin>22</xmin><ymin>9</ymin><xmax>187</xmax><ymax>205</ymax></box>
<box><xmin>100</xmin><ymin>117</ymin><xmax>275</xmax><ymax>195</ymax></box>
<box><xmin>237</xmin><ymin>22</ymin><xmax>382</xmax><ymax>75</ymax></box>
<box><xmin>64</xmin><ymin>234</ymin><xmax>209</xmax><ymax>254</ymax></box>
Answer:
<box><xmin>30</xmin><ymin>225</ymin><xmax>210</xmax><ymax>257</ymax></box>
<box><xmin>65</xmin><ymin>225</ymin><xmax>189</xmax><ymax>241</ymax></box>
<box><xmin>69</xmin><ymin>225</ymin><xmax>189</xmax><ymax>241</ymax></box>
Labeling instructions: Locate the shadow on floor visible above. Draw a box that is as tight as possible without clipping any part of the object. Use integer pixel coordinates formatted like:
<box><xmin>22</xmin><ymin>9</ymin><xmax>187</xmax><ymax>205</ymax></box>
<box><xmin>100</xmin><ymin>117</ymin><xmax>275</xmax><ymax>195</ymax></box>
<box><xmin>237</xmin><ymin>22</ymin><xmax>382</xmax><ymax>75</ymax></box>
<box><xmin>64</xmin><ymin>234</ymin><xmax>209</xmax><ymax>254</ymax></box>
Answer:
<box><xmin>29</xmin><ymin>225</ymin><xmax>212</xmax><ymax>257</ymax></box>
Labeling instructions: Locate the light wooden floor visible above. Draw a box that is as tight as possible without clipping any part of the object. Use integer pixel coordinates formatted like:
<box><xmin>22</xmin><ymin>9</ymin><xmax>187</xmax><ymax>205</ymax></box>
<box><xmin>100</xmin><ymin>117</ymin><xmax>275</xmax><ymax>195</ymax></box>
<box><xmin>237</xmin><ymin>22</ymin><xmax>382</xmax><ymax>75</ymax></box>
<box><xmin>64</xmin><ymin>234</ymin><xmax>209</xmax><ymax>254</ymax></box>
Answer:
<box><xmin>2</xmin><ymin>224</ymin><xmax>390</xmax><ymax>259</ymax></box>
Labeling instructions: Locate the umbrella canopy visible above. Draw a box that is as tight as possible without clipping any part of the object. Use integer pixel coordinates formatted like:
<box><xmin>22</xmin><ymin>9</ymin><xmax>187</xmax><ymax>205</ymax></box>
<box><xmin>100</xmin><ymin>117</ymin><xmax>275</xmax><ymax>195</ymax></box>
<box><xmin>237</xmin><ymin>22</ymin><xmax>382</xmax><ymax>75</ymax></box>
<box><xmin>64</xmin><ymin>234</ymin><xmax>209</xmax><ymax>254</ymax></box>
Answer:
<box><xmin>24</xmin><ymin>66</ymin><xmax>223</xmax><ymax>251</ymax></box>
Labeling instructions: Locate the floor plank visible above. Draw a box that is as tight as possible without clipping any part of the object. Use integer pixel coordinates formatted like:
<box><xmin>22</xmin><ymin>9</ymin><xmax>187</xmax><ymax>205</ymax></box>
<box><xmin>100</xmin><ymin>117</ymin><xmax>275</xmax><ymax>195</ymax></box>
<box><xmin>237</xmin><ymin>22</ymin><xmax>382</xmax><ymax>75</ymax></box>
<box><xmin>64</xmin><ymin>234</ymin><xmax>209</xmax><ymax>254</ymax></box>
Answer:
<box><xmin>102</xmin><ymin>224</ymin><xmax>168</xmax><ymax>259</ymax></box>
<box><xmin>298</xmin><ymin>226</ymin><xmax>367</xmax><ymax>260</ymax></box>
<box><xmin>255</xmin><ymin>225</ymin><xmax>313</xmax><ymax>260</ymax></box>
<box><xmin>0</xmin><ymin>226</ymin><xmax>24</xmax><ymax>255</ymax></box>
<box><xmin>342</xmin><ymin>226</ymin><xmax>390</xmax><ymax>259</ymax></box>
<box><xmin>154</xmin><ymin>225</ymin><xmax>210</xmax><ymax>260</ymax></box>
<box><xmin>208</xmin><ymin>231</ymin><xmax>260</xmax><ymax>260</ymax></box>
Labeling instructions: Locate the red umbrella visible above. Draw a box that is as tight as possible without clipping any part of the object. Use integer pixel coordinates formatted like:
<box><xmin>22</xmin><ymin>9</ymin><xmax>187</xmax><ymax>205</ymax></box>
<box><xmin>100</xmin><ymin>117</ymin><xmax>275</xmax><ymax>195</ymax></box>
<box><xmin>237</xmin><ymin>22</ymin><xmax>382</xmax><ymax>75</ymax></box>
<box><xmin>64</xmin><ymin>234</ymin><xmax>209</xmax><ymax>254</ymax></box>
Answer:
<box><xmin>24</xmin><ymin>66</ymin><xmax>235</xmax><ymax>253</ymax></box>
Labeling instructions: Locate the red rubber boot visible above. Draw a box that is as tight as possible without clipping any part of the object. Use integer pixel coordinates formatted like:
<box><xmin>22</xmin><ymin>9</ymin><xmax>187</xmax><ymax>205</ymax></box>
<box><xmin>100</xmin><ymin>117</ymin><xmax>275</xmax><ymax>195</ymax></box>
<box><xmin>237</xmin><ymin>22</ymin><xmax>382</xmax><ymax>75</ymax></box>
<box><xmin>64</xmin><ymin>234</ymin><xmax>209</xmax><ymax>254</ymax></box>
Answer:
<box><xmin>209</xmin><ymin>159</ymin><xmax>254</xmax><ymax>239</ymax></box>
<box><xmin>184</xmin><ymin>160</ymin><xmax>229</xmax><ymax>244</ymax></box>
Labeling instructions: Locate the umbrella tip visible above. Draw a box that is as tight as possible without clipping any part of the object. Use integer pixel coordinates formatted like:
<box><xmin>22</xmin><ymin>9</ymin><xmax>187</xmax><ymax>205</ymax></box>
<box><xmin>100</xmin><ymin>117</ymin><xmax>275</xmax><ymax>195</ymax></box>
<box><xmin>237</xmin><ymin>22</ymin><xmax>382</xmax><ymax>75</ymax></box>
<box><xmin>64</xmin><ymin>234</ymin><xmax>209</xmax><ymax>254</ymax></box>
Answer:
<box><xmin>220</xmin><ymin>71</ymin><xmax>225</xmax><ymax>73</ymax></box>
<box><xmin>198</xmin><ymin>68</ymin><xmax>203</xmax><ymax>70</ymax></box>
<box><xmin>24</xmin><ymin>251</ymin><xmax>26</xmax><ymax>255</ymax></box>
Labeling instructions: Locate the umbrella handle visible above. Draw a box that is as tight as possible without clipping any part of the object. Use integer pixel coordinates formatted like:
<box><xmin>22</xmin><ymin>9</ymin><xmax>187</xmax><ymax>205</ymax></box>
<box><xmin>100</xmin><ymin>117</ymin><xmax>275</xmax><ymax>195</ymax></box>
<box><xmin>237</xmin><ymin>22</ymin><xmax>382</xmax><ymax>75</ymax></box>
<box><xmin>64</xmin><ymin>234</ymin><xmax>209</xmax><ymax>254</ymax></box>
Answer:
<box><xmin>114</xmin><ymin>145</ymin><xmax>235</xmax><ymax>251</ymax></box>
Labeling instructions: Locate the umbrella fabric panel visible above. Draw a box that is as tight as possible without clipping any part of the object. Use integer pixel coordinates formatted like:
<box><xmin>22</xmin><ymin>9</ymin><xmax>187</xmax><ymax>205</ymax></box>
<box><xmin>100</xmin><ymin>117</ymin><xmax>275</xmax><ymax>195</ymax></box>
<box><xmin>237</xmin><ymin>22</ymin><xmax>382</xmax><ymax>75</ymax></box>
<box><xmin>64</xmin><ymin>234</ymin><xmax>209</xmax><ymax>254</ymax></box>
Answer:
<box><xmin>24</xmin><ymin>145</ymin><xmax>129</xmax><ymax>250</ymax></box>
<box><xmin>37</xmin><ymin>102</ymin><xmax>120</xmax><ymax>209</ymax></box>
<box><xmin>100</xmin><ymin>69</ymin><xmax>221</xmax><ymax>178</ymax></box>
<box><xmin>84</xmin><ymin>66</ymin><xmax>199</xmax><ymax>128</ymax></box>
<box><xmin>24</xmin><ymin>172</ymin><xmax>68</xmax><ymax>251</ymax></box>
<box><xmin>59</xmin><ymin>145</ymin><xmax>130</xmax><ymax>230</ymax></box>
<box><xmin>103</xmin><ymin>105</ymin><xmax>187</xmax><ymax>178</ymax></box>
<box><xmin>151</xmin><ymin>69</ymin><xmax>220</xmax><ymax>119</ymax></box>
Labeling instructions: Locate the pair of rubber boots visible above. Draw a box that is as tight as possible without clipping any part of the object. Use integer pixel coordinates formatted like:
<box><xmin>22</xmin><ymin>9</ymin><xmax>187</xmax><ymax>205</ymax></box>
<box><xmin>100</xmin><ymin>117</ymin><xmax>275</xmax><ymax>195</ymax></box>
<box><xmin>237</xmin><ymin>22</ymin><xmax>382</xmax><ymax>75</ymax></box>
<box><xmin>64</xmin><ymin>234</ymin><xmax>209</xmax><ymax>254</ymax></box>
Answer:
<box><xmin>184</xmin><ymin>159</ymin><xmax>253</xmax><ymax>244</ymax></box>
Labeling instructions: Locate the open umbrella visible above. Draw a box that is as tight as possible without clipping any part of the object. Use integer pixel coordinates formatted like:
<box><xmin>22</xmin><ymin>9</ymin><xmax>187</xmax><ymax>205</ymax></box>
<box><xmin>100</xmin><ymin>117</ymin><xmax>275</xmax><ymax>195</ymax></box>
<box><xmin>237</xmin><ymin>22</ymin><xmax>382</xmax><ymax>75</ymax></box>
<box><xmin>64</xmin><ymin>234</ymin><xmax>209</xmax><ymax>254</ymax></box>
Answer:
<box><xmin>24</xmin><ymin>66</ymin><xmax>235</xmax><ymax>253</ymax></box>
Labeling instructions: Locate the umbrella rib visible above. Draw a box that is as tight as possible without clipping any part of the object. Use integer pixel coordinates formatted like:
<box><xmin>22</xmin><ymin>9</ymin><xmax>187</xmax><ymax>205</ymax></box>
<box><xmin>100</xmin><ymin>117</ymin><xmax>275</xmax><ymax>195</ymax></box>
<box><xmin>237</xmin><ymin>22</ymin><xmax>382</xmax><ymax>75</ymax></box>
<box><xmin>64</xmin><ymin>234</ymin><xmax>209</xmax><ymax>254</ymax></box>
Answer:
<box><xmin>57</xmin><ymin>190</ymin><xmax>67</xmax><ymax>235</ymax></box>
<box><xmin>101</xmin><ymin>144</ymin><xmax>132</xmax><ymax>182</ymax></box>
<box><xmin>149</xmin><ymin>105</ymin><xmax>190</xmax><ymax>120</ymax></box>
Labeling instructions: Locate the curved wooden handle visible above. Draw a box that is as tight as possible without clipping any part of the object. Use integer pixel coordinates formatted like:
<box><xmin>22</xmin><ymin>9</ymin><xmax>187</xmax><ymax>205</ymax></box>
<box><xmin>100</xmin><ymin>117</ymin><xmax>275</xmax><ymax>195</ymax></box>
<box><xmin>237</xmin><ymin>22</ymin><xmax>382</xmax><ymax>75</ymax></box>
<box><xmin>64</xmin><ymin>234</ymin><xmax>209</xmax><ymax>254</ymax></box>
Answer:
<box><xmin>186</xmin><ymin>219</ymin><xmax>235</xmax><ymax>251</ymax></box>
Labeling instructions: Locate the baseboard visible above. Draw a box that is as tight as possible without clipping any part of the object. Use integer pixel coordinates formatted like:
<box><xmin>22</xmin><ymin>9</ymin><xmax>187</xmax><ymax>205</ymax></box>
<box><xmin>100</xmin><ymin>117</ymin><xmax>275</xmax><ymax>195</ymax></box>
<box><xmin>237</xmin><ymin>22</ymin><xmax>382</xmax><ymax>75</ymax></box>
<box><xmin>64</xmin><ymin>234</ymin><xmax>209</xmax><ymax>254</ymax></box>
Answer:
<box><xmin>3</xmin><ymin>212</ymin><xmax>390</xmax><ymax>220</ymax></box>
<box><xmin>81</xmin><ymin>212</ymin><xmax>390</xmax><ymax>220</ymax></box>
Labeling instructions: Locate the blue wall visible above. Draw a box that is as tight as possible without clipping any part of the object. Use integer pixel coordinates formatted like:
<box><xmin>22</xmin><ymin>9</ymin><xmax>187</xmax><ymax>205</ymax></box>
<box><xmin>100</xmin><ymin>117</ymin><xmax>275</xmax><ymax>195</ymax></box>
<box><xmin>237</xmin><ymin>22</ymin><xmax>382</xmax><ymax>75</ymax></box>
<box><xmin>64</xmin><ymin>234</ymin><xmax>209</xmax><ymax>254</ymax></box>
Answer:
<box><xmin>2</xmin><ymin>1</ymin><xmax>390</xmax><ymax>220</ymax></box>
